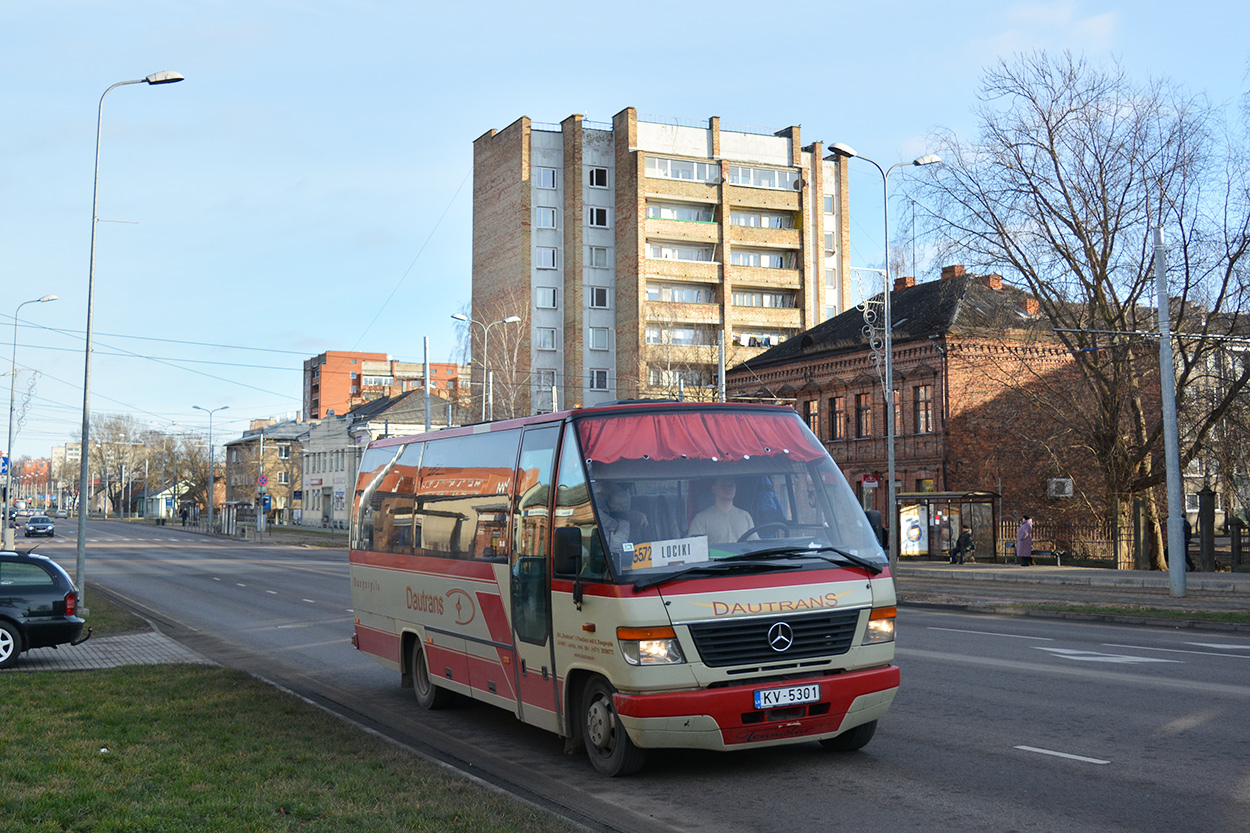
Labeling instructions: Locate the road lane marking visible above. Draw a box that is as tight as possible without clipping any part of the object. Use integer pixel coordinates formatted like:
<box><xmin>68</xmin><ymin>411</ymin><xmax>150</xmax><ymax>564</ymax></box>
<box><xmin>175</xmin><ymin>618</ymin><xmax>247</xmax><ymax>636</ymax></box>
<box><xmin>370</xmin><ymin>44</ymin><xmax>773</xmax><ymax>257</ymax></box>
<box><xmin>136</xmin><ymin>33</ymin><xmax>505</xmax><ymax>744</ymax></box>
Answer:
<box><xmin>1015</xmin><ymin>745</ymin><xmax>1109</xmax><ymax>765</ymax></box>
<box><xmin>302</xmin><ymin>598</ymin><xmax>316</xmax><ymax>603</ymax></box>
<box><xmin>929</xmin><ymin>627</ymin><xmax>1053</xmax><ymax>641</ymax></box>
<box><xmin>1033</xmin><ymin>647</ymin><xmax>1180</xmax><ymax>664</ymax></box>
<box><xmin>267</xmin><ymin>590</ymin><xmax>278</xmax><ymax>595</ymax></box>
<box><xmin>1186</xmin><ymin>642</ymin><xmax>1250</xmax><ymax>651</ymax></box>
<box><xmin>1104</xmin><ymin>643</ymin><xmax>1250</xmax><ymax>659</ymax></box>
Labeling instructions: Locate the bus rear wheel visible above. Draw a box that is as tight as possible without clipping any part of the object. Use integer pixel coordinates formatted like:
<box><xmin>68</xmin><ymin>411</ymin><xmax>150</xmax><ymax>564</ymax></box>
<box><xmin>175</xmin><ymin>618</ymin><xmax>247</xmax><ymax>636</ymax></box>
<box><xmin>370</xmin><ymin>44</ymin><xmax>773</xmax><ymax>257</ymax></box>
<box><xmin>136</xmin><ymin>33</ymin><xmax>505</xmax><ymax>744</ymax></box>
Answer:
<box><xmin>582</xmin><ymin>677</ymin><xmax>646</xmax><ymax>776</ymax></box>
<box><xmin>819</xmin><ymin>719</ymin><xmax>877</xmax><ymax>752</ymax></box>
<box><xmin>411</xmin><ymin>641</ymin><xmax>454</xmax><ymax>710</ymax></box>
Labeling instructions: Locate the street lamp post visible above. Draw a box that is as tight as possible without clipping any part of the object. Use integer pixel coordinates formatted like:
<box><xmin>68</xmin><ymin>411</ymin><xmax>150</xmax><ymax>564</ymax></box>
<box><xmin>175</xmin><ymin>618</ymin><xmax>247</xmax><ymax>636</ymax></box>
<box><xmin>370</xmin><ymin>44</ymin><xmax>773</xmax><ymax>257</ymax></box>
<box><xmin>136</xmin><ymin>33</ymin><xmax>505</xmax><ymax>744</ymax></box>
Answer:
<box><xmin>4</xmin><ymin>295</ymin><xmax>58</xmax><ymax>549</ymax></box>
<box><xmin>451</xmin><ymin>313</ymin><xmax>522</xmax><ymax>421</ymax></box>
<box><xmin>193</xmin><ymin>405</ymin><xmax>228</xmax><ymax>536</ymax></box>
<box><xmin>75</xmin><ymin>71</ymin><xmax>184</xmax><ymax>605</ymax></box>
<box><xmin>826</xmin><ymin>144</ymin><xmax>941</xmax><ymax>570</ymax></box>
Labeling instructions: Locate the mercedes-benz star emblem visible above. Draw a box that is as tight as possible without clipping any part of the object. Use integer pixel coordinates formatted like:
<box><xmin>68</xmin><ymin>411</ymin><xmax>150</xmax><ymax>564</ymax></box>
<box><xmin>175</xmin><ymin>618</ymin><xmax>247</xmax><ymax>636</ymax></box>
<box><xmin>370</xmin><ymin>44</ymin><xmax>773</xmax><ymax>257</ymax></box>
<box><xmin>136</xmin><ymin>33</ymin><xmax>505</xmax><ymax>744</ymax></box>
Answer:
<box><xmin>767</xmin><ymin>622</ymin><xmax>794</xmax><ymax>652</ymax></box>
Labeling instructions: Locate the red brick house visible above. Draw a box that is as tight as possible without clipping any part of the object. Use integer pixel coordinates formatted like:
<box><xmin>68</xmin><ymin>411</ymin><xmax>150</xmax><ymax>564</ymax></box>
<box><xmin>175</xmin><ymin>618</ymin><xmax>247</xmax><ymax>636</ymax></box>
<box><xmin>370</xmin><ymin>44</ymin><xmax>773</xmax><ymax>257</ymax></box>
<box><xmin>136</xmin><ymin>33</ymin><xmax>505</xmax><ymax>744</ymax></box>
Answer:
<box><xmin>727</xmin><ymin>265</ymin><xmax>1106</xmax><ymax>557</ymax></box>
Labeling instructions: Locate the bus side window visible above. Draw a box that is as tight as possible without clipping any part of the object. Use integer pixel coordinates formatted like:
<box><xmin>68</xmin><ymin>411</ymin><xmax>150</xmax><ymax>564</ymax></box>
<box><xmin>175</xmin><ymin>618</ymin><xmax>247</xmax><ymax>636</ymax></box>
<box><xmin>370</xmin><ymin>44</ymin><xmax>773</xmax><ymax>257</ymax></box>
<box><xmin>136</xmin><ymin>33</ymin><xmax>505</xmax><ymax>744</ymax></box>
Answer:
<box><xmin>553</xmin><ymin>436</ymin><xmax>610</xmax><ymax>581</ymax></box>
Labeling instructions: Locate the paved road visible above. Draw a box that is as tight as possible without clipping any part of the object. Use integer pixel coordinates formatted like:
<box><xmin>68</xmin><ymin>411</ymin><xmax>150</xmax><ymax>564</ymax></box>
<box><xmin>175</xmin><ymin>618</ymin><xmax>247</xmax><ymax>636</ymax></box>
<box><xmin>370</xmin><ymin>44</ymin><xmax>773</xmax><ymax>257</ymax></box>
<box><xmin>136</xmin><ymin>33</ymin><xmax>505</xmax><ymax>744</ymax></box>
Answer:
<box><xmin>29</xmin><ymin>521</ymin><xmax>1250</xmax><ymax>833</ymax></box>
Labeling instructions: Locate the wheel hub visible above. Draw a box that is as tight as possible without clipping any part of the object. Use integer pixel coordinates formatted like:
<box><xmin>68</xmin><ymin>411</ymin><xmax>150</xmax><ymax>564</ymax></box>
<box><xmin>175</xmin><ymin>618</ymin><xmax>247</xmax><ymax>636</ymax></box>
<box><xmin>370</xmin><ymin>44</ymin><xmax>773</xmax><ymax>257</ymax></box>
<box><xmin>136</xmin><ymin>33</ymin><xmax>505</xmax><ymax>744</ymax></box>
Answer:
<box><xmin>586</xmin><ymin>697</ymin><xmax>613</xmax><ymax>749</ymax></box>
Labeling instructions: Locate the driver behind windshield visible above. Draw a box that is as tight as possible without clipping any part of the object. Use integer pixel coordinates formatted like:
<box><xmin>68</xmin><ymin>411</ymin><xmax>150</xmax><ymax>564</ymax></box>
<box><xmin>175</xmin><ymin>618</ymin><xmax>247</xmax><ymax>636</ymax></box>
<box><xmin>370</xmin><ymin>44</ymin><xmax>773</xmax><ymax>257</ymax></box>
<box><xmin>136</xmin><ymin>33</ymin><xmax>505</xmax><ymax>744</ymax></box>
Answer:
<box><xmin>687</xmin><ymin>477</ymin><xmax>756</xmax><ymax>544</ymax></box>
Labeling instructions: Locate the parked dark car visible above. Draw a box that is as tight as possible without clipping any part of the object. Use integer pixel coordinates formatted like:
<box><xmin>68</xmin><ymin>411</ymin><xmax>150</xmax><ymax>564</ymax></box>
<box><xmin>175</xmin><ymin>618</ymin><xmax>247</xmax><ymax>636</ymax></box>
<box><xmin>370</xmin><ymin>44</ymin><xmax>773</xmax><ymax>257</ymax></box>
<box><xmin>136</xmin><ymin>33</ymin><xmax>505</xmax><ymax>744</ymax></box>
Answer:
<box><xmin>0</xmin><ymin>551</ymin><xmax>88</xmax><ymax>669</ymax></box>
<box><xmin>24</xmin><ymin>515</ymin><xmax>54</xmax><ymax>538</ymax></box>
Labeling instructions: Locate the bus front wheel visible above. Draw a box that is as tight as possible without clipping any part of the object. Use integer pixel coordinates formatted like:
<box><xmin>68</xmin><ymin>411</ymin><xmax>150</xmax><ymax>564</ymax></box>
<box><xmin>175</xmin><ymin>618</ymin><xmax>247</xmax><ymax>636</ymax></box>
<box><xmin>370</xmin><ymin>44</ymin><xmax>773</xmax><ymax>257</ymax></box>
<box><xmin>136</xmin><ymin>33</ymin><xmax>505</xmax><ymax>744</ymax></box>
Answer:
<box><xmin>582</xmin><ymin>677</ymin><xmax>646</xmax><ymax>776</ymax></box>
<box><xmin>411</xmin><ymin>641</ymin><xmax>455</xmax><ymax>710</ymax></box>
<box><xmin>819</xmin><ymin>719</ymin><xmax>877</xmax><ymax>752</ymax></box>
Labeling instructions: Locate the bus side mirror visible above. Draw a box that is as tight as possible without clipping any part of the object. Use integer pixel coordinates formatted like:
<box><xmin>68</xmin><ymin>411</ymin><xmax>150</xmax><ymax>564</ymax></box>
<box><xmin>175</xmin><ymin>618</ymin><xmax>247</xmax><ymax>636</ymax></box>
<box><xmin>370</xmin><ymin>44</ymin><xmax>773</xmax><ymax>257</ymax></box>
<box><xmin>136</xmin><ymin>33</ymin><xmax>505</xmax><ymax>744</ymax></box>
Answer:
<box><xmin>554</xmin><ymin>527</ymin><xmax>584</xmax><ymax>609</ymax></box>
<box><xmin>864</xmin><ymin>509</ymin><xmax>885</xmax><ymax>549</ymax></box>
<box><xmin>555</xmin><ymin>527</ymin><xmax>582</xmax><ymax>574</ymax></box>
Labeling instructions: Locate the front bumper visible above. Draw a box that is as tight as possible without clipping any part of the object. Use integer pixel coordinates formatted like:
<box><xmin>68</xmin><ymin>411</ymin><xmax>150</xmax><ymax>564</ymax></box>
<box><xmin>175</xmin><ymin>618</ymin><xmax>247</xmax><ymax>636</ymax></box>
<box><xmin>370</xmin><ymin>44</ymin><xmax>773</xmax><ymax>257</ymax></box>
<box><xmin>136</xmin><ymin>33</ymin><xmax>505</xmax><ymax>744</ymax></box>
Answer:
<box><xmin>612</xmin><ymin>664</ymin><xmax>899</xmax><ymax>751</ymax></box>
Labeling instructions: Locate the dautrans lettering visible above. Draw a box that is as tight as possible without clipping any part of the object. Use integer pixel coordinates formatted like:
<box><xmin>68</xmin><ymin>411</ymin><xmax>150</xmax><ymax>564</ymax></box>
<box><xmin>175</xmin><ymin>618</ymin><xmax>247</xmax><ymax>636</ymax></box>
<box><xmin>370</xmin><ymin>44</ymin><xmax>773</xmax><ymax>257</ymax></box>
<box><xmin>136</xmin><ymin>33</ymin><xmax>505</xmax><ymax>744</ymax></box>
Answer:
<box><xmin>406</xmin><ymin>587</ymin><xmax>444</xmax><ymax>615</ymax></box>
<box><xmin>708</xmin><ymin>592</ymin><xmax>845</xmax><ymax>617</ymax></box>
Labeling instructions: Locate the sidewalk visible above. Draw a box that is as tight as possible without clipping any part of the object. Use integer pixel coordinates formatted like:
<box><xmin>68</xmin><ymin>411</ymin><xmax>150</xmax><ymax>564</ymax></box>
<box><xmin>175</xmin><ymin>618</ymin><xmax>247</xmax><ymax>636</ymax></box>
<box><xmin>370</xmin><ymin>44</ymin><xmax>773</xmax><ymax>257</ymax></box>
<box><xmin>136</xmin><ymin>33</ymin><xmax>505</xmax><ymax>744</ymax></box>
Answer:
<box><xmin>895</xmin><ymin>559</ymin><xmax>1250</xmax><ymax>631</ymax></box>
<box><xmin>5</xmin><ymin>631</ymin><xmax>215</xmax><ymax>673</ymax></box>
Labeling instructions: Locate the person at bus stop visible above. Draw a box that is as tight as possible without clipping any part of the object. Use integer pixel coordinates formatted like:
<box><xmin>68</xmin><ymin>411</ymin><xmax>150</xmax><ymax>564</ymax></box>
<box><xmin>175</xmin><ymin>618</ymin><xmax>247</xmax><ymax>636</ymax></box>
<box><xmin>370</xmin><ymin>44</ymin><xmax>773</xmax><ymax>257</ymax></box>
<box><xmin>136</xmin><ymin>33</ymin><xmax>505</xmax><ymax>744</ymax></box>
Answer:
<box><xmin>1016</xmin><ymin>515</ymin><xmax>1034</xmax><ymax>566</ymax></box>
<box><xmin>950</xmin><ymin>526</ymin><xmax>974</xmax><ymax>564</ymax></box>
<box><xmin>688</xmin><ymin>477</ymin><xmax>755</xmax><ymax>545</ymax></box>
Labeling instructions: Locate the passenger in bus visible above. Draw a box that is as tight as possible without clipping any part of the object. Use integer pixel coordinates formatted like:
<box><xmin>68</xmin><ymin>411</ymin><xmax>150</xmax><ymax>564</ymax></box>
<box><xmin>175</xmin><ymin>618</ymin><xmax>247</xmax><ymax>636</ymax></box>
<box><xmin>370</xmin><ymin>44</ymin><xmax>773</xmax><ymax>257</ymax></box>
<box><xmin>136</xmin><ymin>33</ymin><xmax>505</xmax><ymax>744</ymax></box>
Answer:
<box><xmin>688</xmin><ymin>477</ymin><xmax>756</xmax><ymax>544</ymax></box>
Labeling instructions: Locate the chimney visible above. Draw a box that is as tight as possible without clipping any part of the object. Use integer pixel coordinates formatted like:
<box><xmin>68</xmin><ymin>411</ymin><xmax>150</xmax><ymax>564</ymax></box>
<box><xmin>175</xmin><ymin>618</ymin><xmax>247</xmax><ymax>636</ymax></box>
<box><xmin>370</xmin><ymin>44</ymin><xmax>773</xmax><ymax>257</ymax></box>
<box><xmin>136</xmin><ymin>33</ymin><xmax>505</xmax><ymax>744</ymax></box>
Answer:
<box><xmin>941</xmin><ymin>264</ymin><xmax>966</xmax><ymax>281</ymax></box>
<box><xmin>894</xmin><ymin>276</ymin><xmax>916</xmax><ymax>291</ymax></box>
<box><xmin>976</xmin><ymin>273</ymin><xmax>1003</xmax><ymax>291</ymax></box>
<box><xmin>1024</xmin><ymin>298</ymin><xmax>1040</xmax><ymax>316</ymax></box>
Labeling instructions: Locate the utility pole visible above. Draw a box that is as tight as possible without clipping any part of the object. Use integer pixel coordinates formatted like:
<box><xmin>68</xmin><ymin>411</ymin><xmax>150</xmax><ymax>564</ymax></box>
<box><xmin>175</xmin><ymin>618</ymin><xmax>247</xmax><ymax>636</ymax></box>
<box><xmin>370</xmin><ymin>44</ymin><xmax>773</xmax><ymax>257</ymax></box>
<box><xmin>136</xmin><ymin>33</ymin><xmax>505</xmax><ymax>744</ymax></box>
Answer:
<box><xmin>1156</xmin><ymin>228</ymin><xmax>1186</xmax><ymax>597</ymax></box>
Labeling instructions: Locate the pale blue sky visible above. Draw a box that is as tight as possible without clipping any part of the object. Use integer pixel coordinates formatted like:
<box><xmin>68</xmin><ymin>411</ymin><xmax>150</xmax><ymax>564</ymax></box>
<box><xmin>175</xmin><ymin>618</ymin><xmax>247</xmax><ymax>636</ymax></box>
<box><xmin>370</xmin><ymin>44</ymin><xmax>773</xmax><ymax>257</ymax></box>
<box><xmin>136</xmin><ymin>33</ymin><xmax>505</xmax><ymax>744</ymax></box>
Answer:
<box><xmin>2</xmin><ymin>0</ymin><xmax>1246</xmax><ymax>458</ymax></box>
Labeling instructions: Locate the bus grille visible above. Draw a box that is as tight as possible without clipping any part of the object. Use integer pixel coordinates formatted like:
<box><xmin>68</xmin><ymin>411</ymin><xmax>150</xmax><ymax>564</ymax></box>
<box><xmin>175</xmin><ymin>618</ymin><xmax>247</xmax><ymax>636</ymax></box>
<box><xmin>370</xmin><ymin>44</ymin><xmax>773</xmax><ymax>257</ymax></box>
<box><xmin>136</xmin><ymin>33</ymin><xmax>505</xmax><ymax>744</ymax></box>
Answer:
<box><xmin>685</xmin><ymin>608</ymin><xmax>862</xmax><ymax>668</ymax></box>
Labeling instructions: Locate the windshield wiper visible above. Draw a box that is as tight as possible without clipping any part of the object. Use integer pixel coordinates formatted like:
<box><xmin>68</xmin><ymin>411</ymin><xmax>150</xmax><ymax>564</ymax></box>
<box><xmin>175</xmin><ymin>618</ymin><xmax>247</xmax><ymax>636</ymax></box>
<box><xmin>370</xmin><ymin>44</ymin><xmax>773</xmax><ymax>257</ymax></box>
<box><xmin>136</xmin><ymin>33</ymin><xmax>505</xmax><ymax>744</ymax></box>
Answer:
<box><xmin>632</xmin><ymin>560</ymin><xmax>801</xmax><ymax>592</ymax></box>
<box><xmin>721</xmin><ymin>545</ymin><xmax>884</xmax><ymax>576</ymax></box>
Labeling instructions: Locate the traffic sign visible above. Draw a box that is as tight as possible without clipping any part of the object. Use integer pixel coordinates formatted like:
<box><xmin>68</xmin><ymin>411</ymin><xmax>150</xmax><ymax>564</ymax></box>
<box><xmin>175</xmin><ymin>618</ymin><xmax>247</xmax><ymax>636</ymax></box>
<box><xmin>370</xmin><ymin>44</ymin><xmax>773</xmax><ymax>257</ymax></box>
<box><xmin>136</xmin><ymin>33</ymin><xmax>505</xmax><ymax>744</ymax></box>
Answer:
<box><xmin>257</xmin><ymin>475</ymin><xmax>268</xmax><ymax>486</ymax></box>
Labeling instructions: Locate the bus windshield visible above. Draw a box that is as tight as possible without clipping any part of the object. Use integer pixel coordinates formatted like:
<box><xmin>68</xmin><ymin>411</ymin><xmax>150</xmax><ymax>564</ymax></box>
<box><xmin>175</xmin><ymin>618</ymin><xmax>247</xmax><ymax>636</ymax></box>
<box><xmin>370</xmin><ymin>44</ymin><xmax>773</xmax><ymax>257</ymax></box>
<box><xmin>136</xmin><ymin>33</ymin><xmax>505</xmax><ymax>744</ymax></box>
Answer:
<box><xmin>572</xmin><ymin>407</ymin><xmax>884</xmax><ymax>582</ymax></box>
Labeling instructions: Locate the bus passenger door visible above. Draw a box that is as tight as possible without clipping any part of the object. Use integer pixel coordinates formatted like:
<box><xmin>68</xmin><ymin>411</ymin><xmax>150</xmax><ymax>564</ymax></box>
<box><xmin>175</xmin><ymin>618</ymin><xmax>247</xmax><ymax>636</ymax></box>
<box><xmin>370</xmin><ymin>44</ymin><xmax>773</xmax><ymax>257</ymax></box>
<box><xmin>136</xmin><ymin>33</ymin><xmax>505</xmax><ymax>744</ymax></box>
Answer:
<box><xmin>509</xmin><ymin>425</ymin><xmax>561</xmax><ymax>732</ymax></box>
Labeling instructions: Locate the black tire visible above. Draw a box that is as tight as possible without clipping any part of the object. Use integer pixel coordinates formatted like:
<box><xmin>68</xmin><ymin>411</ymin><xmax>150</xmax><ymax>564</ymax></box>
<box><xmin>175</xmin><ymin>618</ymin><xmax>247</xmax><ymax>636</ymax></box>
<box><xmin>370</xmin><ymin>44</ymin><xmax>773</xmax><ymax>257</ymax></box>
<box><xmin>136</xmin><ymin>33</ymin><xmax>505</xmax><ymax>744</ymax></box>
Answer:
<box><xmin>411</xmin><ymin>640</ymin><xmax>454</xmax><ymax>710</ymax></box>
<box><xmin>582</xmin><ymin>677</ymin><xmax>647</xmax><ymax>776</ymax></box>
<box><xmin>0</xmin><ymin>621</ymin><xmax>22</xmax><ymax>670</ymax></box>
<box><xmin>820</xmin><ymin>719</ymin><xmax>877</xmax><ymax>752</ymax></box>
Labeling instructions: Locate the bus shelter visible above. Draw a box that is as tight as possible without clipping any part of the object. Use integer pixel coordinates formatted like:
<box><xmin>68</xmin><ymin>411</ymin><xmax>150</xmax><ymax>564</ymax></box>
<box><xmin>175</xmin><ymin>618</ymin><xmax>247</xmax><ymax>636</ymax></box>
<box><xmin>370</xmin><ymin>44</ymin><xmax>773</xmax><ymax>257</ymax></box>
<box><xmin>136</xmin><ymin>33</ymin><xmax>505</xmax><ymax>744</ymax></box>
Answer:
<box><xmin>896</xmin><ymin>491</ymin><xmax>1000</xmax><ymax>562</ymax></box>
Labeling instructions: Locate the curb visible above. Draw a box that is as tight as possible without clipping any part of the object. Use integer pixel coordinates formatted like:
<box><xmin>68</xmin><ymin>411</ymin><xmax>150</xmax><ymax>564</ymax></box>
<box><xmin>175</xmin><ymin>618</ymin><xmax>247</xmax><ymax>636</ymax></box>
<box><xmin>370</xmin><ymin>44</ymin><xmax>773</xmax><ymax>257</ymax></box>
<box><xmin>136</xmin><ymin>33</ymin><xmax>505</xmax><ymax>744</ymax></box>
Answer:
<box><xmin>898</xmin><ymin>597</ymin><xmax>1250</xmax><ymax>634</ymax></box>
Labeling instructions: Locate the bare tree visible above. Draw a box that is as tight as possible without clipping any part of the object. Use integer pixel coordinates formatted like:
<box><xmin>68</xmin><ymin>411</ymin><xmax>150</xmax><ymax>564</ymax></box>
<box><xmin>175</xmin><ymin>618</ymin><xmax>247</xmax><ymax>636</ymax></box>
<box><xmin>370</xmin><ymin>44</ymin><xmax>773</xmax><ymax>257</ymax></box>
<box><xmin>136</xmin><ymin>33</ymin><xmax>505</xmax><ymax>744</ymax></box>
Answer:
<box><xmin>915</xmin><ymin>52</ymin><xmax>1250</xmax><ymax>568</ymax></box>
<box><xmin>87</xmin><ymin>414</ymin><xmax>148</xmax><ymax>515</ymax></box>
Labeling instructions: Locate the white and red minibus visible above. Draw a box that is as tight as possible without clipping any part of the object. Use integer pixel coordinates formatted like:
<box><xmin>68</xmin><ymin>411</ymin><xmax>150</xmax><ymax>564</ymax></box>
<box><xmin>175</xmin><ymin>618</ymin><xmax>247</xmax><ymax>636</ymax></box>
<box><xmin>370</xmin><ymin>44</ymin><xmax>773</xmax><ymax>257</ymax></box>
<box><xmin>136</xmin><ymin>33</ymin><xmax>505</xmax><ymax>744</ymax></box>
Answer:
<box><xmin>349</xmin><ymin>401</ymin><xmax>898</xmax><ymax>775</ymax></box>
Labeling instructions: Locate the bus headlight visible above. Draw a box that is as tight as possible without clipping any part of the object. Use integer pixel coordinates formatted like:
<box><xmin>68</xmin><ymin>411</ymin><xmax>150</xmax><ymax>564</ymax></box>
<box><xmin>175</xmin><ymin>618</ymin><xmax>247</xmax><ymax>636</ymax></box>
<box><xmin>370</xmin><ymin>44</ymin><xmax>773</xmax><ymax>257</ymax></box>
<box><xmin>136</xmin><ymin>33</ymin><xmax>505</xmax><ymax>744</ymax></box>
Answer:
<box><xmin>865</xmin><ymin>606</ymin><xmax>896</xmax><ymax>644</ymax></box>
<box><xmin>617</xmin><ymin>626</ymin><xmax>685</xmax><ymax>666</ymax></box>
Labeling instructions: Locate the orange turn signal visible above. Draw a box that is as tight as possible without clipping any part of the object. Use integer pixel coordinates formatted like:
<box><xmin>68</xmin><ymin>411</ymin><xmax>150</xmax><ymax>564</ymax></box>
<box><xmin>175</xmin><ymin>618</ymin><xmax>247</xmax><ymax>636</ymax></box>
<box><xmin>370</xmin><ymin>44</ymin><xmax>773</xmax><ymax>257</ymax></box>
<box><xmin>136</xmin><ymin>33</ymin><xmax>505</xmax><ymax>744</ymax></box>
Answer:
<box><xmin>617</xmin><ymin>626</ymin><xmax>677</xmax><ymax>641</ymax></box>
<box><xmin>869</xmin><ymin>606</ymin><xmax>897</xmax><ymax>620</ymax></box>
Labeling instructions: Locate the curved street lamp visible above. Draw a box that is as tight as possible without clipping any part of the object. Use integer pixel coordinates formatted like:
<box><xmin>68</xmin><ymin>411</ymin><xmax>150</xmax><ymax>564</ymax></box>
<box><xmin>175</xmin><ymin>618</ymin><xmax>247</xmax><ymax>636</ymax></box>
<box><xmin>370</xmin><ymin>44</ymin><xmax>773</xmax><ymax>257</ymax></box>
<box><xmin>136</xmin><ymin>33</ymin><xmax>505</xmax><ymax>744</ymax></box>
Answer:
<box><xmin>451</xmin><ymin>312</ymin><xmax>522</xmax><ymax>420</ymax></box>
<box><xmin>193</xmin><ymin>405</ymin><xmax>229</xmax><ymax>536</ymax></box>
<box><xmin>825</xmin><ymin>143</ymin><xmax>942</xmax><ymax>570</ymax></box>
<box><xmin>3</xmin><ymin>295</ymin><xmax>58</xmax><ymax>549</ymax></box>
<box><xmin>76</xmin><ymin>71</ymin><xmax>184</xmax><ymax>604</ymax></box>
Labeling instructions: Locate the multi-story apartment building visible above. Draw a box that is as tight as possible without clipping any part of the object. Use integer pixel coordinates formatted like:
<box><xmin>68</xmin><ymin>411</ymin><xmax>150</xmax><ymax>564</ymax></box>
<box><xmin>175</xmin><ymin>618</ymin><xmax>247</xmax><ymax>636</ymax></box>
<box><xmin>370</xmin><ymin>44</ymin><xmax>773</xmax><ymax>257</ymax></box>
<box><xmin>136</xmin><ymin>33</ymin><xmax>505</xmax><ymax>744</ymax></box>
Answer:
<box><xmin>471</xmin><ymin>107</ymin><xmax>851</xmax><ymax>416</ymax></box>
<box><xmin>304</xmin><ymin>350</ymin><xmax>467</xmax><ymax>419</ymax></box>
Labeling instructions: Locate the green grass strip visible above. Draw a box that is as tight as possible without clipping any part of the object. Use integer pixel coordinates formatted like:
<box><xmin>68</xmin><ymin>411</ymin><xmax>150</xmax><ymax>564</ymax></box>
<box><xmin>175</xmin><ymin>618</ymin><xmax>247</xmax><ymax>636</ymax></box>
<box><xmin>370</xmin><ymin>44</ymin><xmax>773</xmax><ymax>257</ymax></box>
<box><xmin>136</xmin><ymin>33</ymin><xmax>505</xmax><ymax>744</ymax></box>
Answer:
<box><xmin>0</xmin><ymin>665</ymin><xmax>580</xmax><ymax>833</ymax></box>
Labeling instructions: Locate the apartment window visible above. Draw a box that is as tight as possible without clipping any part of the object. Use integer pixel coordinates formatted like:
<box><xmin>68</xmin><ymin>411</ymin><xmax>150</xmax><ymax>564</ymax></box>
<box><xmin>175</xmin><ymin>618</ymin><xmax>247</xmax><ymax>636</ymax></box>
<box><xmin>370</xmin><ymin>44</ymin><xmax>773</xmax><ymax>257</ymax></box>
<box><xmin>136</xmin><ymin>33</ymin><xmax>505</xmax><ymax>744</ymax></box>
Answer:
<box><xmin>535</xmin><ymin>207</ymin><xmax>558</xmax><ymax>228</ymax></box>
<box><xmin>588</xmin><ymin>246</ymin><xmax>609</xmax><ymax>268</ymax></box>
<box><xmin>855</xmin><ymin>393</ymin><xmax>873</xmax><ymax>438</ymax></box>
<box><xmin>535</xmin><ymin>369</ymin><xmax>556</xmax><ymax>390</ymax></box>
<box><xmin>647</xmin><ymin>202</ymin><xmax>714</xmax><ymax>222</ymax></box>
<box><xmin>824</xmin><ymin>195</ymin><xmax>834</xmax><ymax>214</ymax></box>
<box><xmin>830</xmin><ymin>396</ymin><xmax>846</xmax><ymax>440</ymax></box>
<box><xmin>802</xmin><ymin>400</ymin><xmax>819</xmax><ymax>434</ymax></box>
<box><xmin>589</xmin><ymin>167</ymin><xmax>609</xmax><ymax>188</ymax></box>
<box><xmin>729</xmin><ymin>211</ymin><xmax>792</xmax><ymax>229</ymax></box>
<box><xmin>536</xmin><ymin>286</ymin><xmax>558</xmax><ymax>308</ymax></box>
<box><xmin>589</xmin><ymin>327</ymin><xmax>609</xmax><ymax>350</ymax></box>
<box><xmin>731</xmin><ymin>290</ymin><xmax>796</xmax><ymax>308</ymax></box>
<box><xmin>536</xmin><ymin>328</ymin><xmax>557</xmax><ymax>350</ymax></box>
<box><xmin>588</xmin><ymin>207</ymin><xmax>609</xmax><ymax>228</ymax></box>
<box><xmin>535</xmin><ymin>167</ymin><xmax>557</xmax><ymax>189</ymax></box>
<box><xmin>826</xmin><ymin>268</ymin><xmax>836</xmax><ymax>287</ymax></box>
<box><xmin>914</xmin><ymin>385</ymin><xmax>933</xmax><ymax>434</ymax></box>
<box><xmin>824</xmin><ymin>233</ymin><xmax>835</xmax><ymax>256</ymax></box>
<box><xmin>646</xmin><ymin>283</ymin><xmax>712</xmax><ymax>304</ymax></box>
<box><xmin>536</xmin><ymin>247</ymin><xmax>558</xmax><ymax>269</ymax></box>
<box><xmin>730</xmin><ymin>249</ymin><xmax>796</xmax><ymax>269</ymax></box>
<box><xmin>588</xmin><ymin>286</ymin><xmax>610</xmax><ymax>308</ymax></box>
<box><xmin>727</xmin><ymin>164</ymin><xmax>799</xmax><ymax>190</ymax></box>
<box><xmin>349</xmin><ymin>372</ymin><xmax>357</xmax><ymax>379</ymax></box>
<box><xmin>277</xmin><ymin>444</ymin><xmax>291</xmax><ymax>460</ymax></box>
<box><xmin>646</xmin><ymin>242</ymin><xmax>714</xmax><ymax>262</ymax></box>
<box><xmin>276</xmin><ymin>471</ymin><xmax>290</xmax><ymax>485</ymax></box>
<box><xmin>589</xmin><ymin>369</ymin><xmax>609</xmax><ymax>390</ymax></box>
<box><xmin>645</xmin><ymin>156</ymin><xmax>719</xmax><ymax>183</ymax></box>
